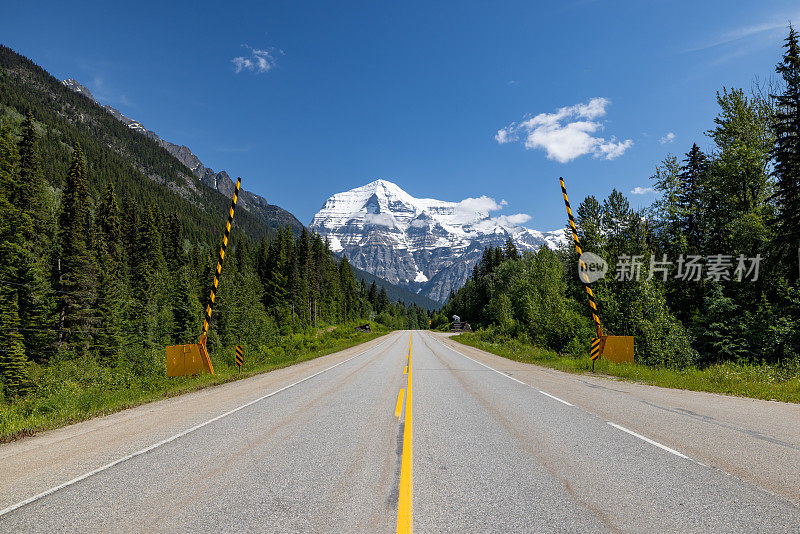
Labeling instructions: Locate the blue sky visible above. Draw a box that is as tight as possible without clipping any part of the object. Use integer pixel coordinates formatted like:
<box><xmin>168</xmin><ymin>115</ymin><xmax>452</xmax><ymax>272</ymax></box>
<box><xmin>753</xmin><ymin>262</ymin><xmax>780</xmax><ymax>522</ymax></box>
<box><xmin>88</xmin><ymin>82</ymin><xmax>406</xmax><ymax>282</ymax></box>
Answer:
<box><xmin>2</xmin><ymin>1</ymin><xmax>797</xmax><ymax>230</ymax></box>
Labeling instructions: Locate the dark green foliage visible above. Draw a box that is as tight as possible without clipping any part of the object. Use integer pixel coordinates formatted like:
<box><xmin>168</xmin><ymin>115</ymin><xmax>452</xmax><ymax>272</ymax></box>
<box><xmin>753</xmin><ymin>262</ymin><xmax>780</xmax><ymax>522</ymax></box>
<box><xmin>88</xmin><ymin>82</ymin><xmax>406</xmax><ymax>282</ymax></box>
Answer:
<box><xmin>0</xmin><ymin>290</ymin><xmax>29</xmax><ymax>398</ymax></box>
<box><xmin>17</xmin><ymin>110</ymin><xmax>46</xmax><ymax>240</ymax></box>
<box><xmin>677</xmin><ymin>143</ymin><xmax>709</xmax><ymax>252</ymax></box>
<box><xmin>172</xmin><ymin>266</ymin><xmax>201</xmax><ymax>344</ymax></box>
<box><xmin>98</xmin><ymin>183</ymin><xmax>122</xmax><ymax>261</ymax></box>
<box><xmin>772</xmin><ymin>24</ymin><xmax>800</xmax><ymax>268</ymax></box>
<box><xmin>57</xmin><ymin>145</ymin><xmax>99</xmax><ymax>356</ymax></box>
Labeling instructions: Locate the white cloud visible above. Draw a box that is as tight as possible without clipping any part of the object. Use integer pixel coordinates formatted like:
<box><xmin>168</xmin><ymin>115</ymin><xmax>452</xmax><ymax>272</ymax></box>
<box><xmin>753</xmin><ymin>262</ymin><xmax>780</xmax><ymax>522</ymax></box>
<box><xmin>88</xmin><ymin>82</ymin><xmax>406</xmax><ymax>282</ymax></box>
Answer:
<box><xmin>454</xmin><ymin>196</ymin><xmax>506</xmax><ymax>219</ymax></box>
<box><xmin>495</xmin><ymin>97</ymin><xmax>633</xmax><ymax>163</ymax></box>
<box><xmin>232</xmin><ymin>44</ymin><xmax>282</xmax><ymax>74</ymax></box>
<box><xmin>364</xmin><ymin>213</ymin><xmax>396</xmax><ymax>227</ymax></box>
<box><xmin>659</xmin><ymin>132</ymin><xmax>676</xmax><ymax>144</ymax></box>
<box><xmin>497</xmin><ymin>213</ymin><xmax>532</xmax><ymax>225</ymax></box>
<box><xmin>686</xmin><ymin>20</ymin><xmax>789</xmax><ymax>53</ymax></box>
<box><xmin>446</xmin><ymin>196</ymin><xmax>532</xmax><ymax>230</ymax></box>
<box><xmin>630</xmin><ymin>186</ymin><xmax>655</xmax><ymax>195</ymax></box>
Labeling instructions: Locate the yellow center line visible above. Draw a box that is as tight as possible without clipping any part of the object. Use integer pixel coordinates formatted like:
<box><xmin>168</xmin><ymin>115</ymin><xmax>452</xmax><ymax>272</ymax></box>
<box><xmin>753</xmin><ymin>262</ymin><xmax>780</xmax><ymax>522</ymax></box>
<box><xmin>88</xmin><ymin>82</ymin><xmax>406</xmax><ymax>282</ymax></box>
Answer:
<box><xmin>397</xmin><ymin>334</ymin><xmax>413</xmax><ymax>533</ymax></box>
<box><xmin>404</xmin><ymin>365</ymin><xmax>408</xmax><ymax>375</ymax></box>
<box><xmin>395</xmin><ymin>389</ymin><xmax>405</xmax><ymax>419</ymax></box>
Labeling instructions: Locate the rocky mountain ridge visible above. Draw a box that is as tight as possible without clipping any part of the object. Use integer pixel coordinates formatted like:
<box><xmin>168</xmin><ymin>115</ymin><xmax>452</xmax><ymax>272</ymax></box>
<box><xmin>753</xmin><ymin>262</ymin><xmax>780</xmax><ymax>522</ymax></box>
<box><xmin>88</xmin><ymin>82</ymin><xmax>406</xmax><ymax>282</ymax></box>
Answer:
<box><xmin>61</xmin><ymin>79</ymin><xmax>299</xmax><ymax>231</ymax></box>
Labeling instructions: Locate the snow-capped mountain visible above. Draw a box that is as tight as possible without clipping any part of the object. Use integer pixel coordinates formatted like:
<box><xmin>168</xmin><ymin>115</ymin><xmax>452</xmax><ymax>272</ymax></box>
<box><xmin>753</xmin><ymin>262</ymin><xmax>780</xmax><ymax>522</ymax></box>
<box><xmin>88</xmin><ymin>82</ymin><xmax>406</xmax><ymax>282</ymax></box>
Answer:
<box><xmin>311</xmin><ymin>179</ymin><xmax>565</xmax><ymax>302</ymax></box>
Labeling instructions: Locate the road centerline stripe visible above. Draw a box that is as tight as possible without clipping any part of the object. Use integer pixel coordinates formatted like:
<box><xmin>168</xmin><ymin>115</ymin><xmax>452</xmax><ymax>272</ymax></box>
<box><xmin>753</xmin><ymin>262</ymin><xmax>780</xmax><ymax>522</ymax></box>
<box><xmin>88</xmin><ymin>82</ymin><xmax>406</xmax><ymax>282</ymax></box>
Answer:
<box><xmin>0</xmin><ymin>334</ymin><xmax>396</xmax><ymax>518</ymax></box>
<box><xmin>395</xmin><ymin>390</ymin><xmax>405</xmax><ymax>419</ymax></box>
<box><xmin>397</xmin><ymin>333</ymin><xmax>414</xmax><ymax>533</ymax></box>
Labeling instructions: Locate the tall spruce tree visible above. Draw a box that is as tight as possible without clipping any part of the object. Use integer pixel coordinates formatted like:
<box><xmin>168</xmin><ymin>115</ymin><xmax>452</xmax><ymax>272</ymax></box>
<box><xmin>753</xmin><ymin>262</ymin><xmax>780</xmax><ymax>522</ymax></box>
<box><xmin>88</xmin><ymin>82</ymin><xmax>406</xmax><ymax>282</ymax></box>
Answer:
<box><xmin>772</xmin><ymin>24</ymin><xmax>800</xmax><ymax>272</ymax></box>
<box><xmin>0</xmin><ymin>291</ymin><xmax>29</xmax><ymax>398</ymax></box>
<box><xmin>57</xmin><ymin>144</ymin><xmax>98</xmax><ymax>356</ymax></box>
<box><xmin>98</xmin><ymin>184</ymin><xmax>122</xmax><ymax>262</ymax></box>
<box><xmin>172</xmin><ymin>266</ymin><xmax>200</xmax><ymax>344</ymax></box>
<box><xmin>94</xmin><ymin>243</ymin><xmax>124</xmax><ymax>364</ymax></box>
<box><xmin>17</xmin><ymin>110</ymin><xmax>45</xmax><ymax>240</ymax></box>
<box><xmin>678</xmin><ymin>144</ymin><xmax>709</xmax><ymax>252</ymax></box>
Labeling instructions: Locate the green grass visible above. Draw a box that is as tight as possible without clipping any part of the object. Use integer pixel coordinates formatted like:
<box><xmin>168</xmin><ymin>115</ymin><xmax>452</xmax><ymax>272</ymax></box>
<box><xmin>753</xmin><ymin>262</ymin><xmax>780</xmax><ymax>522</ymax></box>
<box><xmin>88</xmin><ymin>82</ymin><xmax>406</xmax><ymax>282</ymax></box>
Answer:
<box><xmin>451</xmin><ymin>332</ymin><xmax>800</xmax><ymax>404</ymax></box>
<box><xmin>0</xmin><ymin>322</ymin><xmax>388</xmax><ymax>442</ymax></box>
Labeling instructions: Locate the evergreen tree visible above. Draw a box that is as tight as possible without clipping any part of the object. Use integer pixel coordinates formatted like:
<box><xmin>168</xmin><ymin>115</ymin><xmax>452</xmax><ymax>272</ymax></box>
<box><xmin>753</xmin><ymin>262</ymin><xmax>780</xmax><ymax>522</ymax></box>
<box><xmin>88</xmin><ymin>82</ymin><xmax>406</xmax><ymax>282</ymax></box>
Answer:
<box><xmin>0</xmin><ymin>290</ymin><xmax>29</xmax><ymax>398</ymax></box>
<box><xmin>172</xmin><ymin>266</ymin><xmax>200</xmax><ymax>344</ymax></box>
<box><xmin>677</xmin><ymin>144</ymin><xmax>709</xmax><ymax>252</ymax></box>
<box><xmin>504</xmin><ymin>238</ymin><xmax>519</xmax><ymax>260</ymax></box>
<box><xmin>17</xmin><ymin>110</ymin><xmax>45</xmax><ymax>239</ymax></box>
<box><xmin>377</xmin><ymin>286</ymin><xmax>390</xmax><ymax>313</ymax></box>
<box><xmin>163</xmin><ymin>213</ymin><xmax>184</xmax><ymax>266</ymax></box>
<box><xmin>771</xmin><ymin>24</ymin><xmax>800</xmax><ymax>272</ymax></box>
<box><xmin>97</xmin><ymin>184</ymin><xmax>122</xmax><ymax>262</ymax></box>
<box><xmin>121</xmin><ymin>191</ymin><xmax>138</xmax><ymax>268</ymax></box>
<box><xmin>368</xmin><ymin>282</ymin><xmax>378</xmax><ymax>309</ymax></box>
<box><xmin>132</xmin><ymin>207</ymin><xmax>163</xmax><ymax>349</ymax></box>
<box><xmin>57</xmin><ymin>144</ymin><xmax>98</xmax><ymax>356</ymax></box>
<box><xmin>94</xmin><ymin>242</ymin><xmax>124</xmax><ymax>364</ymax></box>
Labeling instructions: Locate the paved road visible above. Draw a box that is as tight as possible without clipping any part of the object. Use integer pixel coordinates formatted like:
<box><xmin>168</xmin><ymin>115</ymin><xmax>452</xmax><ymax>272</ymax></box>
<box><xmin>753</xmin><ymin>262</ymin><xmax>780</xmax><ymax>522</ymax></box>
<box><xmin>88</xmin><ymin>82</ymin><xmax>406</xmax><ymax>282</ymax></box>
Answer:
<box><xmin>1</xmin><ymin>331</ymin><xmax>799</xmax><ymax>532</ymax></box>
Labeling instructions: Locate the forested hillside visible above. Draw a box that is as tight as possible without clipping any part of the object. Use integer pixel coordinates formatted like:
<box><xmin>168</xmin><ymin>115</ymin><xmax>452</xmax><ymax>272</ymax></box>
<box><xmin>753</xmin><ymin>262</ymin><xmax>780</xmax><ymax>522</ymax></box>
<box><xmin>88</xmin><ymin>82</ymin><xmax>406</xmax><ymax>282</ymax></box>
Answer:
<box><xmin>0</xmin><ymin>45</ymin><xmax>431</xmax><ymax>410</ymax></box>
<box><xmin>440</xmin><ymin>27</ymin><xmax>800</xmax><ymax>372</ymax></box>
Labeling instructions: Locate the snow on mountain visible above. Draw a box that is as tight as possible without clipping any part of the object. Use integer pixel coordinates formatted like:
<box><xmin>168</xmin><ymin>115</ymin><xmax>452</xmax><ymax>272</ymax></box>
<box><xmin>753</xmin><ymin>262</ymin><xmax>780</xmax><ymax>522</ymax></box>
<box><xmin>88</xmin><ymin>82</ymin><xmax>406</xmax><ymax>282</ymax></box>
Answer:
<box><xmin>311</xmin><ymin>179</ymin><xmax>566</xmax><ymax>302</ymax></box>
<box><xmin>62</xmin><ymin>79</ymin><xmax>95</xmax><ymax>100</ymax></box>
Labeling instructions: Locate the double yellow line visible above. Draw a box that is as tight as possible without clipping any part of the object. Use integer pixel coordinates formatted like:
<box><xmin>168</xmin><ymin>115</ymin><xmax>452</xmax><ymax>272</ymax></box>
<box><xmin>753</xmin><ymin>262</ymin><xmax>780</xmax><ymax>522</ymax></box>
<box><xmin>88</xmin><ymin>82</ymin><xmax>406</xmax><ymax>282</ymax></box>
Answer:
<box><xmin>396</xmin><ymin>335</ymin><xmax>413</xmax><ymax>533</ymax></box>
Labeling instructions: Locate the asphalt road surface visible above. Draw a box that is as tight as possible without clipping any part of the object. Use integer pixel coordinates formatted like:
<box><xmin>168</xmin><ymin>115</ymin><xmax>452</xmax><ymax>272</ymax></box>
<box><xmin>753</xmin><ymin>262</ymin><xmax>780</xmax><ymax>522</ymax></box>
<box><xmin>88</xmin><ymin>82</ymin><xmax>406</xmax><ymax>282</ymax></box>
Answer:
<box><xmin>1</xmin><ymin>331</ymin><xmax>799</xmax><ymax>533</ymax></box>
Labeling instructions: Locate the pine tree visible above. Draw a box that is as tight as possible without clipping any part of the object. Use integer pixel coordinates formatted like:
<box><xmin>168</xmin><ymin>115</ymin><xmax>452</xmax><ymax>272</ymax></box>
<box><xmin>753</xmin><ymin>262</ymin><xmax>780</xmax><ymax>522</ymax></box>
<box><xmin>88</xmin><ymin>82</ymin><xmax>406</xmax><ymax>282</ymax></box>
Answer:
<box><xmin>17</xmin><ymin>110</ymin><xmax>45</xmax><ymax>240</ymax></box>
<box><xmin>504</xmin><ymin>238</ymin><xmax>520</xmax><ymax>260</ymax></box>
<box><xmin>57</xmin><ymin>144</ymin><xmax>98</xmax><ymax>356</ymax></box>
<box><xmin>0</xmin><ymin>290</ymin><xmax>30</xmax><ymax>397</ymax></box>
<box><xmin>132</xmin><ymin>207</ymin><xmax>162</xmax><ymax>348</ymax></box>
<box><xmin>368</xmin><ymin>281</ymin><xmax>378</xmax><ymax>309</ymax></box>
<box><xmin>677</xmin><ymin>144</ymin><xmax>709</xmax><ymax>252</ymax></box>
<box><xmin>772</xmin><ymin>24</ymin><xmax>800</xmax><ymax>269</ymax></box>
<box><xmin>121</xmin><ymin>191</ymin><xmax>138</xmax><ymax>269</ymax></box>
<box><xmin>0</xmin><ymin>126</ymin><xmax>21</xmax><ymax>243</ymax></box>
<box><xmin>172</xmin><ymin>266</ymin><xmax>200</xmax><ymax>344</ymax></box>
<box><xmin>163</xmin><ymin>213</ymin><xmax>184</xmax><ymax>266</ymax></box>
<box><xmin>377</xmin><ymin>286</ymin><xmax>390</xmax><ymax>313</ymax></box>
<box><xmin>94</xmin><ymin>241</ymin><xmax>124</xmax><ymax>364</ymax></box>
<box><xmin>97</xmin><ymin>184</ymin><xmax>122</xmax><ymax>262</ymax></box>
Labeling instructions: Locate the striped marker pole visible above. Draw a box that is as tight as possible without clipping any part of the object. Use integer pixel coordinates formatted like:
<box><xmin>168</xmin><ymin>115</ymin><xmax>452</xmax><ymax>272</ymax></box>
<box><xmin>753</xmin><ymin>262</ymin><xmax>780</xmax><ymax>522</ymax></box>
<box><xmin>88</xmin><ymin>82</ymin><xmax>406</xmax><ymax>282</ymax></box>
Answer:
<box><xmin>201</xmin><ymin>178</ymin><xmax>241</xmax><ymax>345</ymax></box>
<box><xmin>559</xmin><ymin>177</ymin><xmax>604</xmax><ymax>367</ymax></box>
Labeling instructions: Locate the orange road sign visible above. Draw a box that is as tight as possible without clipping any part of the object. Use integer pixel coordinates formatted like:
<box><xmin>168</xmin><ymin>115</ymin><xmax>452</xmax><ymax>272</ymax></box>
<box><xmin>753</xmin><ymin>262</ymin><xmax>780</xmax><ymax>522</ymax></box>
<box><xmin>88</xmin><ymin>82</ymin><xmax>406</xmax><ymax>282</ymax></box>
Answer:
<box><xmin>235</xmin><ymin>345</ymin><xmax>244</xmax><ymax>368</ymax></box>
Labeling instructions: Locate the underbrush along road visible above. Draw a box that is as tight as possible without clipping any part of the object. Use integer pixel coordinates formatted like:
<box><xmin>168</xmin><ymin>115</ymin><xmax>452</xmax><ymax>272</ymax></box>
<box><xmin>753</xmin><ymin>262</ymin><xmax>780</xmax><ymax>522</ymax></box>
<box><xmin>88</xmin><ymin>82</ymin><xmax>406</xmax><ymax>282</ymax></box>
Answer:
<box><xmin>1</xmin><ymin>331</ymin><xmax>798</xmax><ymax>532</ymax></box>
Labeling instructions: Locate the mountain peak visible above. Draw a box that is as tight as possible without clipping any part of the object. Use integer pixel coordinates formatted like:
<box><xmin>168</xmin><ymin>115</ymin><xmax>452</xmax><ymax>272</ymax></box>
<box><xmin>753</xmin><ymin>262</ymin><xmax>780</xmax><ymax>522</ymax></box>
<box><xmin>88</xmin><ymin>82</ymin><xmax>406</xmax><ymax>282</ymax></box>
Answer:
<box><xmin>62</xmin><ymin>79</ymin><xmax>95</xmax><ymax>101</ymax></box>
<box><xmin>311</xmin><ymin>180</ymin><xmax>565</xmax><ymax>302</ymax></box>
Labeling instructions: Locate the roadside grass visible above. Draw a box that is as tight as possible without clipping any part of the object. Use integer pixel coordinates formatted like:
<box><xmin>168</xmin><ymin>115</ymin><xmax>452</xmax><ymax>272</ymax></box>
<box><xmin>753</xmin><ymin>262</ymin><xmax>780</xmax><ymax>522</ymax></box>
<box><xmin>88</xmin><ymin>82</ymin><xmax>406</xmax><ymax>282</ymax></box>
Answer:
<box><xmin>451</xmin><ymin>332</ymin><xmax>800</xmax><ymax>404</ymax></box>
<box><xmin>0</xmin><ymin>322</ymin><xmax>388</xmax><ymax>442</ymax></box>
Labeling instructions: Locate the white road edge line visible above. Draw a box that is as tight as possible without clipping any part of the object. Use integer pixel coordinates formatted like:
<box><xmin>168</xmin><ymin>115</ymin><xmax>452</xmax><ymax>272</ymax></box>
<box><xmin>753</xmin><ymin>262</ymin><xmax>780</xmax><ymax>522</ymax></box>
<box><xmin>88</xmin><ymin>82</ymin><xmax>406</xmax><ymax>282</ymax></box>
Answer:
<box><xmin>607</xmin><ymin>422</ymin><xmax>693</xmax><ymax>460</ymax></box>
<box><xmin>424</xmin><ymin>333</ymin><xmax>579</xmax><ymax>409</ymax></box>
<box><xmin>0</xmin><ymin>334</ymin><xmax>395</xmax><ymax>518</ymax></box>
<box><xmin>427</xmin><ymin>333</ymin><xmax>526</xmax><ymax>385</ymax></box>
<box><xmin>429</xmin><ymin>333</ymin><xmax>706</xmax><ymax>466</ymax></box>
<box><xmin>538</xmin><ymin>390</ymin><xmax>574</xmax><ymax>406</ymax></box>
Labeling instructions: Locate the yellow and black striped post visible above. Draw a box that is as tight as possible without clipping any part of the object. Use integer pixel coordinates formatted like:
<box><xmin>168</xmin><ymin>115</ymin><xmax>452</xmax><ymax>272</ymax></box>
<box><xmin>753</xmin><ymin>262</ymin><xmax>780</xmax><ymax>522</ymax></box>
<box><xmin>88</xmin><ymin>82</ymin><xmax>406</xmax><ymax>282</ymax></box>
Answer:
<box><xmin>235</xmin><ymin>345</ymin><xmax>244</xmax><ymax>373</ymax></box>
<box><xmin>559</xmin><ymin>177</ymin><xmax>604</xmax><ymax>367</ymax></box>
<box><xmin>200</xmin><ymin>178</ymin><xmax>241</xmax><ymax>345</ymax></box>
